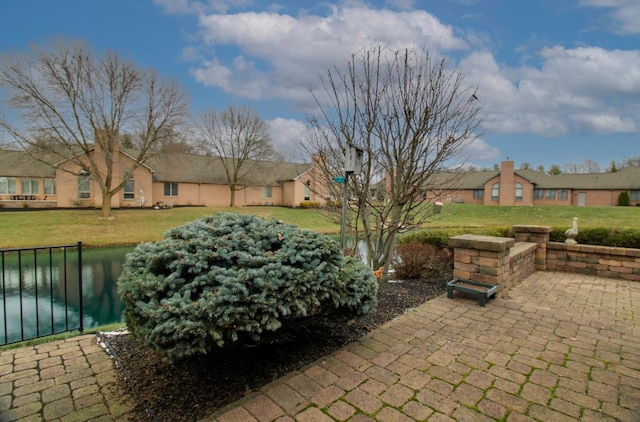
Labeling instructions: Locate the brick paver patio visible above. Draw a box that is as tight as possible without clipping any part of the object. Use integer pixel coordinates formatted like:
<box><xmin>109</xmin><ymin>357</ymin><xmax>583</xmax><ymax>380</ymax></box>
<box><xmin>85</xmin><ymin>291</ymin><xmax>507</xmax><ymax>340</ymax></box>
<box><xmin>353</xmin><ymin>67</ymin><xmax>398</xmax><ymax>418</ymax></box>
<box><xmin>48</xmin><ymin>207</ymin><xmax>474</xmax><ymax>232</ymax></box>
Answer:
<box><xmin>1</xmin><ymin>271</ymin><xmax>639</xmax><ymax>421</ymax></box>
<box><xmin>0</xmin><ymin>335</ymin><xmax>136</xmax><ymax>421</ymax></box>
<box><xmin>209</xmin><ymin>271</ymin><xmax>640</xmax><ymax>421</ymax></box>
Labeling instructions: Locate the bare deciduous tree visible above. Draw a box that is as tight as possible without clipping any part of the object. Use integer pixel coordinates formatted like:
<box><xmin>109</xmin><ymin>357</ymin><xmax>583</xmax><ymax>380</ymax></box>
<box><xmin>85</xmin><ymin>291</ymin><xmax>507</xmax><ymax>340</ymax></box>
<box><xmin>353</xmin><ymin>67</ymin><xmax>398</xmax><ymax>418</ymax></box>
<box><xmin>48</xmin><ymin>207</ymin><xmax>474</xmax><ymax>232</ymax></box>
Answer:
<box><xmin>563</xmin><ymin>159</ymin><xmax>602</xmax><ymax>174</ymax></box>
<box><xmin>305</xmin><ymin>46</ymin><xmax>482</xmax><ymax>273</ymax></box>
<box><xmin>0</xmin><ymin>40</ymin><xmax>189</xmax><ymax>217</ymax></box>
<box><xmin>197</xmin><ymin>105</ymin><xmax>276</xmax><ymax>207</ymax></box>
<box><xmin>583</xmin><ymin>159</ymin><xmax>601</xmax><ymax>173</ymax></box>
<box><xmin>123</xmin><ymin>126</ymin><xmax>196</xmax><ymax>154</ymax></box>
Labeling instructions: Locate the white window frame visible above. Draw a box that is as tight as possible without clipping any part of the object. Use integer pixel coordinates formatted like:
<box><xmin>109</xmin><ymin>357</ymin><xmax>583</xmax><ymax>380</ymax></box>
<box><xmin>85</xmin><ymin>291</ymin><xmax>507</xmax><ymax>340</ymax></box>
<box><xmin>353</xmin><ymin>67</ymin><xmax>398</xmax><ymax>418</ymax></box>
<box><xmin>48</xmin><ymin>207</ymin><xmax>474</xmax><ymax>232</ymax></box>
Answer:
<box><xmin>0</xmin><ymin>177</ymin><xmax>17</xmax><ymax>194</ymax></box>
<box><xmin>21</xmin><ymin>178</ymin><xmax>39</xmax><ymax>195</ymax></box>
<box><xmin>78</xmin><ymin>176</ymin><xmax>91</xmax><ymax>199</ymax></box>
<box><xmin>123</xmin><ymin>180</ymin><xmax>135</xmax><ymax>200</ymax></box>
<box><xmin>263</xmin><ymin>186</ymin><xmax>273</xmax><ymax>198</ymax></box>
<box><xmin>515</xmin><ymin>182</ymin><xmax>523</xmax><ymax>201</ymax></box>
<box><xmin>164</xmin><ymin>182</ymin><xmax>178</xmax><ymax>197</ymax></box>
<box><xmin>44</xmin><ymin>178</ymin><xmax>56</xmax><ymax>195</ymax></box>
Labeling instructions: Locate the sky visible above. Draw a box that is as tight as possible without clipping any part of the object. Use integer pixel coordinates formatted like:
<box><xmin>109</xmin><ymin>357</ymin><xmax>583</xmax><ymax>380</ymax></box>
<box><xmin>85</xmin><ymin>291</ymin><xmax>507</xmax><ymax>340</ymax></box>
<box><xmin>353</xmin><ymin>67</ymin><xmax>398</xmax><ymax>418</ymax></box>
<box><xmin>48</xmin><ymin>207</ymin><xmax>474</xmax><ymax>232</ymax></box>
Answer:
<box><xmin>0</xmin><ymin>0</ymin><xmax>638</xmax><ymax>170</ymax></box>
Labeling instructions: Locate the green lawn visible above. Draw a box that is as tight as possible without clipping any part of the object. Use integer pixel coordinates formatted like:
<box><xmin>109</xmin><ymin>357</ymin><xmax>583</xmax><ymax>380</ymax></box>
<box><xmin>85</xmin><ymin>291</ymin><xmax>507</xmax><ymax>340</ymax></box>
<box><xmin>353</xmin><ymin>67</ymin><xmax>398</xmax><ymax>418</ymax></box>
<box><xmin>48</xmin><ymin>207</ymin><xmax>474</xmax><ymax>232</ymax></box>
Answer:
<box><xmin>0</xmin><ymin>204</ymin><xmax>637</xmax><ymax>249</ymax></box>
<box><xmin>429</xmin><ymin>203</ymin><xmax>639</xmax><ymax>230</ymax></box>
<box><xmin>0</xmin><ymin>206</ymin><xmax>340</xmax><ymax>248</ymax></box>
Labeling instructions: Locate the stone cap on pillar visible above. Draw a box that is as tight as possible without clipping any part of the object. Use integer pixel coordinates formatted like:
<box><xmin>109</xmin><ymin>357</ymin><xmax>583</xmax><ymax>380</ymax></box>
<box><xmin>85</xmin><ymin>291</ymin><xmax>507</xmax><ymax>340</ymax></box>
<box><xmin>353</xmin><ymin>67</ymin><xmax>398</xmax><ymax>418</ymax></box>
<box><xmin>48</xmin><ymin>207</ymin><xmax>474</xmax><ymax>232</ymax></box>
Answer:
<box><xmin>448</xmin><ymin>234</ymin><xmax>515</xmax><ymax>251</ymax></box>
<box><xmin>512</xmin><ymin>225</ymin><xmax>553</xmax><ymax>234</ymax></box>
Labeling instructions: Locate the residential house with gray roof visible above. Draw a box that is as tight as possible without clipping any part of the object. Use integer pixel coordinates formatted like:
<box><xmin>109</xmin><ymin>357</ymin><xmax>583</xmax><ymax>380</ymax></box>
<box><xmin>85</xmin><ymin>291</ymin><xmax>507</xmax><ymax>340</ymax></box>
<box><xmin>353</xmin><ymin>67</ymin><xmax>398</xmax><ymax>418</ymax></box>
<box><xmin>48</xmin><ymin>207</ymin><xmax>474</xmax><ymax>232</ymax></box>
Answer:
<box><xmin>436</xmin><ymin>161</ymin><xmax>640</xmax><ymax>206</ymax></box>
<box><xmin>0</xmin><ymin>147</ymin><xmax>323</xmax><ymax>209</ymax></box>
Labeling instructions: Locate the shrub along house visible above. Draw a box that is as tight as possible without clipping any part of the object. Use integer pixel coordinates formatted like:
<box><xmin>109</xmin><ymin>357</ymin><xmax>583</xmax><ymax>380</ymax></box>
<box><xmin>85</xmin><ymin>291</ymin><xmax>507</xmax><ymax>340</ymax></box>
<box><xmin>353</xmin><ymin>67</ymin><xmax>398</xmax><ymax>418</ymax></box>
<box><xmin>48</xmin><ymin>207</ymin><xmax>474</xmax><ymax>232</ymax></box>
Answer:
<box><xmin>433</xmin><ymin>161</ymin><xmax>640</xmax><ymax>206</ymax></box>
<box><xmin>0</xmin><ymin>143</ymin><xmax>326</xmax><ymax>209</ymax></box>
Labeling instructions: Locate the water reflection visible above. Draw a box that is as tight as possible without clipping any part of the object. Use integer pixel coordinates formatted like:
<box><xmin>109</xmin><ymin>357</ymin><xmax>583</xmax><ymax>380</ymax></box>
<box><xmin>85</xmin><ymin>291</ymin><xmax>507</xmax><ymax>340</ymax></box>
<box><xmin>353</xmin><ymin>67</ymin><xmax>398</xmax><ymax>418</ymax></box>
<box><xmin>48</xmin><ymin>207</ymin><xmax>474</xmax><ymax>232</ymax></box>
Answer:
<box><xmin>0</xmin><ymin>246</ymin><xmax>132</xmax><ymax>344</ymax></box>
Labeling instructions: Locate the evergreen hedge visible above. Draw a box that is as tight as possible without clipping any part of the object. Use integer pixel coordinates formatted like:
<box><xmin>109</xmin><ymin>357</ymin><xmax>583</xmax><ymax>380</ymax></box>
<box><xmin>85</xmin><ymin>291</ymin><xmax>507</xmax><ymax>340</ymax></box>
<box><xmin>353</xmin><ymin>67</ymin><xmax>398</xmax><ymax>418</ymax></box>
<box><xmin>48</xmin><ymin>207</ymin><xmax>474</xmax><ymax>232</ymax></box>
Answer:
<box><xmin>117</xmin><ymin>213</ymin><xmax>378</xmax><ymax>361</ymax></box>
<box><xmin>399</xmin><ymin>226</ymin><xmax>513</xmax><ymax>249</ymax></box>
<box><xmin>401</xmin><ymin>226</ymin><xmax>640</xmax><ymax>249</ymax></box>
<box><xmin>550</xmin><ymin>226</ymin><xmax>640</xmax><ymax>248</ymax></box>
<box><xmin>618</xmin><ymin>191</ymin><xmax>630</xmax><ymax>206</ymax></box>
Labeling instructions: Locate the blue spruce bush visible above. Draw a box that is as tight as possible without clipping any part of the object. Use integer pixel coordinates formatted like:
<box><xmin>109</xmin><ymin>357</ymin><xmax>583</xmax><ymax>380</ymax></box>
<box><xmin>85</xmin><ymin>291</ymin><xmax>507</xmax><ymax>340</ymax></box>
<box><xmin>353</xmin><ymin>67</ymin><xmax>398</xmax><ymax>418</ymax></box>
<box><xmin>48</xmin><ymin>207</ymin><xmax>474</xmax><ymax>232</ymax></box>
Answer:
<box><xmin>117</xmin><ymin>212</ymin><xmax>377</xmax><ymax>361</ymax></box>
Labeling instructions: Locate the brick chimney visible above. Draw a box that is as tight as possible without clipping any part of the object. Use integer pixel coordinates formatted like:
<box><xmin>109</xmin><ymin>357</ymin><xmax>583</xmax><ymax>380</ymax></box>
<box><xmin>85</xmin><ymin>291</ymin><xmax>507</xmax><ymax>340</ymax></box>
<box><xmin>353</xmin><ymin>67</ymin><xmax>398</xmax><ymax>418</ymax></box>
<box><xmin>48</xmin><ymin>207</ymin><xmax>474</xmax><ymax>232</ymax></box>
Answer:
<box><xmin>498</xmin><ymin>160</ymin><xmax>515</xmax><ymax>205</ymax></box>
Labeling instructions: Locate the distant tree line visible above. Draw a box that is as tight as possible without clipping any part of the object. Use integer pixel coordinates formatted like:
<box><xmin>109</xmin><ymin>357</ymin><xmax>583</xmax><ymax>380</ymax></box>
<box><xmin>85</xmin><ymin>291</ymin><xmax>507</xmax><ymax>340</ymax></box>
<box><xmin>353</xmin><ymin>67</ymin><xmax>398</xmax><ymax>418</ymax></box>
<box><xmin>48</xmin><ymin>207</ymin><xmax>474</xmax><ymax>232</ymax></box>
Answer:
<box><xmin>482</xmin><ymin>157</ymin><xmax>640</xmax><ymax>175</ymax></box>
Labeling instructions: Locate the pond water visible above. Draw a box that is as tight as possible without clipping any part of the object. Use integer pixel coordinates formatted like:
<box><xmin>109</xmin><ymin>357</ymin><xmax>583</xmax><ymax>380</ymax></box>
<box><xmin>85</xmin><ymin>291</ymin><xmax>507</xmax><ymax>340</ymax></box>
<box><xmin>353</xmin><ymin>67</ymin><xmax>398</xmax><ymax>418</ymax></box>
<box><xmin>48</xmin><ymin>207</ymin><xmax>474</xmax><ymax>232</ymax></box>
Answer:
<box><xmin>0</xmin><ymin>245</ymin><xmax>133</xmax><ymax>344</ymax></box>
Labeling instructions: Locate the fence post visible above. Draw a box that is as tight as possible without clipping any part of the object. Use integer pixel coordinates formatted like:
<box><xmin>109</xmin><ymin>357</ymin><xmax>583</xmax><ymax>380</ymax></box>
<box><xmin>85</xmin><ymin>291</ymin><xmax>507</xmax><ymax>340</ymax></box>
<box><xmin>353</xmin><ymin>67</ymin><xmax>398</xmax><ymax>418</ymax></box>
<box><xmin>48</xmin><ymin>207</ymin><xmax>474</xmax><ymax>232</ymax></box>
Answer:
<box><xmin>77</xmin><ymin>241</ymin><xmax>84</xmax><ymax>333</ymax></box>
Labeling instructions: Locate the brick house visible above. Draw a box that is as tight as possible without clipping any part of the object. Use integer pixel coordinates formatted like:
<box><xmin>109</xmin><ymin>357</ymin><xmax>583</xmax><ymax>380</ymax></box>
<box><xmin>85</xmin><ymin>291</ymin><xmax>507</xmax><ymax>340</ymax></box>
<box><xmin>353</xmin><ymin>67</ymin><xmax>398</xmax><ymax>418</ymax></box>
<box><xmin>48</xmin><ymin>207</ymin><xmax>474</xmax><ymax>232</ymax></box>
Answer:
<box><xmin>0</xmin><ymin>146</ymin><xmax>327</xmax><ymax>209</ymax></box>
<box><xmin>437</xmin><ymin>160</ymin><xmax>640</xmax><ymax>206</ymax></box>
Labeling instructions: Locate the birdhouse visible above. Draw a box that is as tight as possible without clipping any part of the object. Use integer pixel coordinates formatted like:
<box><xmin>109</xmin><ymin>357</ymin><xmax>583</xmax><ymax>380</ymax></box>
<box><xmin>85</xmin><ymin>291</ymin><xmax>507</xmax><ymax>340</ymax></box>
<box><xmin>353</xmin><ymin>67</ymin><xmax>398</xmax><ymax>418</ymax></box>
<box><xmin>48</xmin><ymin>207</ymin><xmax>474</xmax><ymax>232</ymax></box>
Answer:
<box><xmin>345</xmin><ymin>145</ymin><xmax>363</xmax><ymax>174</ymax></box>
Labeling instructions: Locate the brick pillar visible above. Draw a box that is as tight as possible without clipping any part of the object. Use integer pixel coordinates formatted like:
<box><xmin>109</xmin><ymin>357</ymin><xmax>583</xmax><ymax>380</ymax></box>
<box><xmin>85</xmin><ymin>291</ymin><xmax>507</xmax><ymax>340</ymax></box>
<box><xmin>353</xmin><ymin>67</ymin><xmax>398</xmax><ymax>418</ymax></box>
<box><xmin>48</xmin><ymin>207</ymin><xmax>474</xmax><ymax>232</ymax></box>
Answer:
<box><xmin>512</xmin><ymin>225</ymin><xmax>553</xmax><ymax>270</ymax></box>
<box><xmin>449</xmin><ymin>234</ymin><xmax>515</xmax><ymax>297</ymax></box>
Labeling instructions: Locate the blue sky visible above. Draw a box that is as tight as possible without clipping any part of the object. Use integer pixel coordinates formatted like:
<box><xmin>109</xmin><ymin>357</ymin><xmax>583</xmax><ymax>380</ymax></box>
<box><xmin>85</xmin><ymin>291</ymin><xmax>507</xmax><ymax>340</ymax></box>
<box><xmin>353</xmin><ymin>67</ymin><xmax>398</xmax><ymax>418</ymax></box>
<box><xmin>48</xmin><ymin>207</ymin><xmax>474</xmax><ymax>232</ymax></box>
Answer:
<box><xmin>1</xmin><ymin>0</ymin><xmax>638</xmax><ymax>170</ymax></box>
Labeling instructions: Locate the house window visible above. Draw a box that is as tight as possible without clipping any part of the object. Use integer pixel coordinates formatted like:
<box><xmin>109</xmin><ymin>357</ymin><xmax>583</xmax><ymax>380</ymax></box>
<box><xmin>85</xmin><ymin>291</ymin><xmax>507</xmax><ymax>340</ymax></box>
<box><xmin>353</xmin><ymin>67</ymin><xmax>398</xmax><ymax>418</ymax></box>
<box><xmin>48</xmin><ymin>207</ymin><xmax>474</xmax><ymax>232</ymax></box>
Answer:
<box><xmin>0</xmin><ymin>177</ymin><xmax>17</xmax><ymax>194</ymax></box>
<box><xmin>491</xmin><ymin>183</ymin><xmax>499</xmax><ymax>201</ymax></box>
<box><xmin>164</xmin><ymin>182</ymin><xmax>178</xmax><ymax>196</ymax></box>
<box><xmin>22</xmin><ymin>178</ymin><xmax>39</xmax><ymax>195</ymax></box>
<box><xmin>44</xmin><ymin>178</ymin><xmax>56</xmax><ymax>195</ymax></box>
<box><xmin>558</xmin><ymin>189</ymin><xmax>569</xmax><ymax>200</ymax></box>
<box><xmin>515</xmin><ymin>183</ymin><xmax>523</xmax><ymax>201</ymax></box>
<box><xmin>473</xmin><ymin>189</ymin><xmax>483</xmax><ymax>199</ymax></box>
<box><xmin>629</xmin><ymin>190</ymin><xmax>640</xmax><ymax>201</ymax></box>
<box><xmin>78</xmin><ymin>176</ymin><xmax>91</xmax><ymax>199</ymax></box>
<box><xmin>545</xmin><ymin>189</ymin><xmax>556</xmax><ymax>200</ymax></box>
<box><xmin>534</xmin><ymin>189</ymin><xmax>543</xmax><ymax>199</ymax></box>
<box><xmin>123</xmin><ymin>180</ymin><xmax>135</xmax><ymax>200</ymax></box>
<box><xmin>304</xmin><ymin>181</ymin><xmax>311</xmax><ymax>201</ymax></box>
<box><xmin>263</xmin><ymin>186</ymin><xmax>273</xmax><ymax>198</ymax></box>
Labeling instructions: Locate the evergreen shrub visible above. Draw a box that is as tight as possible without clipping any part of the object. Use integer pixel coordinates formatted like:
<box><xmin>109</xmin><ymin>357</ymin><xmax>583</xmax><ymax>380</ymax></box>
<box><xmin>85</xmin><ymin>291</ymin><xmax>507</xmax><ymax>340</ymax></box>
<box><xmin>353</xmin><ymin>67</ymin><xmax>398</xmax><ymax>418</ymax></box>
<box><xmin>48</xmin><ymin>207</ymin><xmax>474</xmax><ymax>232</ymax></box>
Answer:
<box><xmin>618</xmin><ymin>191</ymin><xmax>630</xmax><ymax>206</ymax></box>
<box><xmin>550</xmin><ymin>226</ymin><xmax>640</xmax><ymax>248</ymax></box>
<box><xmin>399</xmin><ymin>226</ymin><xmax>513</xmax><ymax>250</ymax></box>
<box><xmin>117</xmin><ymin>212</ymin><xmax>378</xmax><ymax>361</ymax></box>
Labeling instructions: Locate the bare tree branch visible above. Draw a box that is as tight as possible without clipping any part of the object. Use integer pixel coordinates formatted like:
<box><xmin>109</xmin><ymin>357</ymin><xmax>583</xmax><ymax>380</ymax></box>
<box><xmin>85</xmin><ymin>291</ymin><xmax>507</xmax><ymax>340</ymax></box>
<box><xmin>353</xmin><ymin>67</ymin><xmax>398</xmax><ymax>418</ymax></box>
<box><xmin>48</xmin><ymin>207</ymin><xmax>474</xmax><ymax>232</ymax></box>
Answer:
<box><xmin>0</xmin><ymin>39</ymin><xmax>189</xmax><ymax>216</ymax></box>
<box><xmin>304</xmin><ymin>45</ymin><xmax>482</xmax><ymax>272</ymax></box>
<box><xmin>197</xmin><ymin>105</ymin><xmax>276</xmax><ymax>207</ymax></box>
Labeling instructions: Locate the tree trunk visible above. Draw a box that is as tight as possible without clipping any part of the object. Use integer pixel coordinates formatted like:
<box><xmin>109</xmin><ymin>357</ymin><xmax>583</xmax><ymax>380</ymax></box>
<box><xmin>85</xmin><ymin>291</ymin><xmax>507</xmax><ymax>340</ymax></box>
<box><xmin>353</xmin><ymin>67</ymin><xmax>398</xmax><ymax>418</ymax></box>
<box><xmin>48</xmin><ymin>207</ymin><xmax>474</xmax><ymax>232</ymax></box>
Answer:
<box><xmin>101</xmin><ymin>191</ymin><xmax>113</xmax><ymax>218</ymax></box>
<box><xmin>229</xmin><ymin>185</ymin><xmax>236</xmax><ymax>207</ymax></box>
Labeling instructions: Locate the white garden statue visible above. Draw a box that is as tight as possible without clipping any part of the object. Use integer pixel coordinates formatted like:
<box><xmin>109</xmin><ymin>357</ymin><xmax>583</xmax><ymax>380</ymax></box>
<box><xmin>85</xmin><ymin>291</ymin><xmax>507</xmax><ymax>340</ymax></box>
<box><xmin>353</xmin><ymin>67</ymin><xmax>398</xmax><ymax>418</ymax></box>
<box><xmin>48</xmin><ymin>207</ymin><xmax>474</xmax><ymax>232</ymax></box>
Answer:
<box><xmin>565</xmin><ymin>217</ymin><xmax>579</xmax><ymax>245</ymax></box>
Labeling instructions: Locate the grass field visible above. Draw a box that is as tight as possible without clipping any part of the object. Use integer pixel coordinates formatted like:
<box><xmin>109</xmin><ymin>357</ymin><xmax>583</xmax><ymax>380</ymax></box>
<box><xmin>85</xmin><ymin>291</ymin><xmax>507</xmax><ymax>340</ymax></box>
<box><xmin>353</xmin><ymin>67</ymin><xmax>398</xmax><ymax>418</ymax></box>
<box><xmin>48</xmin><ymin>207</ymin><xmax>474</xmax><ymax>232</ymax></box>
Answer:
<box><xmin>0</xmin><ymin>203</ymin><xmax>637</xmax><ymax>249</ymax></box>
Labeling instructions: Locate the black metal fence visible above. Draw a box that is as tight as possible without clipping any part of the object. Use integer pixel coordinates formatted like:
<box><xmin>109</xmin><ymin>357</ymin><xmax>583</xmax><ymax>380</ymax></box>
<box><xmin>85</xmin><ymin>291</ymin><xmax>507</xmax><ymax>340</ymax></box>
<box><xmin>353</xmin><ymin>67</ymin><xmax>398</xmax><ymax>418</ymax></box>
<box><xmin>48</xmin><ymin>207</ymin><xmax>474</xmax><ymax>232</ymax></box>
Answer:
<box><xmin>0</xmin><ymin>242</ymin><xmax>83</xmax><ymax>345</ymax></box>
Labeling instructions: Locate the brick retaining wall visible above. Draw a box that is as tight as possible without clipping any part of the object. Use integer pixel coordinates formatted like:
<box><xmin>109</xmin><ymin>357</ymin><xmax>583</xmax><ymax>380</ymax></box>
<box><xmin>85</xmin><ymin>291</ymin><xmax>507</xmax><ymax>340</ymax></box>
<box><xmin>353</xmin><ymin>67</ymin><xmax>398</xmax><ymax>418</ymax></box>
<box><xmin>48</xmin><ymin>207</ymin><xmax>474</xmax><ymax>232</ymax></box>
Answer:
<box><xmin>449</xmin><ymin>234</ymin><xmax>537</xmax><ymax>298</ymax></box>
<box><xmin>546</xmin><ymin>242</ymin><xmax>640</xmax><ymax>281</ymax></box>
<box><xmin>449</xmin><ymin>225</ymin><xmax>640</xmax><ymax>297</ymax></box>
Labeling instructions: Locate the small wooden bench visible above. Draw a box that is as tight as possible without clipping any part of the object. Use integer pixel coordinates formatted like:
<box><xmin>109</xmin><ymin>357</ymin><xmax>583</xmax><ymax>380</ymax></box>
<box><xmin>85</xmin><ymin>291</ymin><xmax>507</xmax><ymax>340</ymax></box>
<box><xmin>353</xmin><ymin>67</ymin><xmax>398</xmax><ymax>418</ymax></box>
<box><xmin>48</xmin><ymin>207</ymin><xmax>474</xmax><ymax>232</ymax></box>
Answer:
<box><xmin>447</xmin><ymin>278</ymin><xmax>497</xmax><ymax>307</ymax></box>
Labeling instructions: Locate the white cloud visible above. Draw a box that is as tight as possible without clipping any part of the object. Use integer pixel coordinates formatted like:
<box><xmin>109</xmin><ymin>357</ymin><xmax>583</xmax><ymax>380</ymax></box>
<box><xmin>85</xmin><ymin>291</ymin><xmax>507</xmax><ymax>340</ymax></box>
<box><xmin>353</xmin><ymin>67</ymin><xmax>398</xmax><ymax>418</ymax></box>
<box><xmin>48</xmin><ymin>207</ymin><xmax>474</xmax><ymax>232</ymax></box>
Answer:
<box><xmin>161</xmin><ymin>0</ymin><xmax>640</xmax><ymax>148</ymax></box>
<box><xmin>154</xmin><ymin>0</ymin><xmax>196</xmax><ymax>14</ymax></box>
<box><xmin>268</xmin><ymin>117</ymin><xmax>308</xmax><ymax>160</ymax></box>
<box><xmin>154</xmin><ymin>0</ymin><xmax>252</xmax><ymax>14</ymax></box>
<box><xmin>189</xmin><ymin>4</ymin><xmax>467</xmax><ymax>104</ymax></box>
<box><xmin>460</xmin><ymin>47</ymin><xmax>640</xmax><ymax>137</ymax></box>
<box><xmin>579</xmin><ymin>0</ymin><xmax>640</xmax><ymax>34</ymax></box>
<box><xmin>535</xmin><ymin>46</ymin><xmax>640</xmax><ymax>96</ymax></box>
<box><xmin>570</xmin><ymin>113</ymin><xmax>637</xmax><ymax>133</ymax></box>
<box><xmin>462</xmin><ymin>137</ymin><xmax>500</xmax><ymax>162</ymax></box>
<box><xmin>385</xmin><ymin>0</ymin><xmax>415</xmax><ymax>10</ymax></box>
<box><xmin>190</xmin><ymin>58</ymin><xmax>233</xmax><ymax>90</ymax></box>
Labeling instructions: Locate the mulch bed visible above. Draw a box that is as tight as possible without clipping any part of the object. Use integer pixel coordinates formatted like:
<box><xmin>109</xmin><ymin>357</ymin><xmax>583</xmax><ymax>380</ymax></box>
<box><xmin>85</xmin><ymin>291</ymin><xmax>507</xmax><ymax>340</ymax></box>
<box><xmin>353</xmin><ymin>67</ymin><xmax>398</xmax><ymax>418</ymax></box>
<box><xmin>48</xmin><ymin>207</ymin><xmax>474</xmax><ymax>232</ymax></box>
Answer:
<box><xmin>105</xmin><ymin>275</ymin><xmax>449</xmax><ymax>421</ymax></box>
